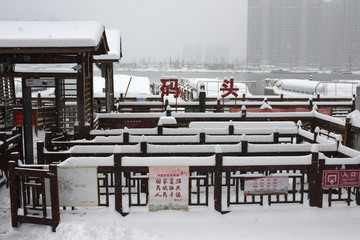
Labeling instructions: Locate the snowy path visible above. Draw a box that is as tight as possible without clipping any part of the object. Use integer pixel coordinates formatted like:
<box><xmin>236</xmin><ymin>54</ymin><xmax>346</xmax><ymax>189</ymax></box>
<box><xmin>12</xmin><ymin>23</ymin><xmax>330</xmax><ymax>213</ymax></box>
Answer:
<box><xmin>1</xmin><ymin>186</ymin><xmax>360</xmax><ymax>240</ymax></box>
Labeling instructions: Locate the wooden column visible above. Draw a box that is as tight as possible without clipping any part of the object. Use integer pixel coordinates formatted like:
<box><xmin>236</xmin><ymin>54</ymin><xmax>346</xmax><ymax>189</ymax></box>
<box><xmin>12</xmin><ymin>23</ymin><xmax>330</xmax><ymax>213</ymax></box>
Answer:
<box><xmin>76</xmin><ymin>54</ymin><xmax>86</xmax><ymax>139</ymax></box>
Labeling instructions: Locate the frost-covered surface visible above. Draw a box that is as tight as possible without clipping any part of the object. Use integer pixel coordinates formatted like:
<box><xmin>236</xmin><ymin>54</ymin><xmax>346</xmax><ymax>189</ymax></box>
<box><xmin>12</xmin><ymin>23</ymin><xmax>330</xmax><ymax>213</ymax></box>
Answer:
<box><xmin>325</xmin><ymin>156</ymin><xmax>360</xmax><ymax>165</ymax></box>
<box><xmin>2</xmin><ymin>185</ymin><xmax>360</xmax><ymax>240</ymax></box>
<box><xmin>122</xmin><ymin>155</ymin><xmax>215</xmax><ymax>166</ymax></box>
<box><xmin>223</xmin><ymin>154</ymin><xmax>312</xmax><ymax>166</ymax></box>
<box><xmin>314</xmin><ymin>111</ymin><xmax>345</xmax><ymax>126</ymax></box>
<box><xmin>248</xmin><ymin>143</ymin><xmax>337</xmax><ymax>153</ymax></box>
<box><xmin>347</xmin><ymin>110</ymin><xmax>360</xmax><ymax>128</ymax></box>
<box><xmin>129</xmin><ymin>134</ymin><xmax>200</xmax><ymax>143</ymax></box>
<box><xmin>189</xmin><ymin>121</ymin><xmax>295</xmax><ymax>128</ymax></box>
<box><xmin>0</xmin><ymin>21</ymin><xmax>104</xmax><ymax>47</ymax></box>
<box><xmin>147</xmin><ymin>143</ymin><xmax>242</xmax><ymax>153</ymax></box>
<box><xmin>94</xmin><ymin>29</ymin><xmax>121</xmax><ymax>61</ymax></box>
<box><xmin>206</xmin><ymin>134</ymin><xmax>274</xmax><ymax>143</ymax></box>
<box><xmin>338</xmin><ymin>144</ymin><xmax>360</xmax><ymax>158</ymax></box>
<box><xmin>96</xmin><ymin>112</ymin><xmax>164</xmax><ymax>119</ymax></box>
<box><xmin>58</xmin><ymin>155</ymin><xmax>114</xmax><ymax>167</ymax></box>
<box><xmin>52</xmin><ymin>144</ymin><xmax>141</xmax><ymax>154</ymax></box>
<box><xmin>266</xmin><ymin>78</ymin><xmax>359</xmax><ymax>97</ymax></box>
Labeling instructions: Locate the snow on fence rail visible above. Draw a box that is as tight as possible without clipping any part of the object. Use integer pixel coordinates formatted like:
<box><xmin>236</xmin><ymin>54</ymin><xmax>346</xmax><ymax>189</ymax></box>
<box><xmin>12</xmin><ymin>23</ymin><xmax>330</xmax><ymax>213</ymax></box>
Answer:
<box><xmin>93</xmin><ymin>109</ymin><xmax>356</xmax><ymax>146</ymax></box>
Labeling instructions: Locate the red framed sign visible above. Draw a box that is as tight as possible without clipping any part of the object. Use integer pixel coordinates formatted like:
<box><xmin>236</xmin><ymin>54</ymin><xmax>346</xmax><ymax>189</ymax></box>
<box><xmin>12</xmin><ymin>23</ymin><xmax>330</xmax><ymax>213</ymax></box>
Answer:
<box><xmin>322</xmin><ymin>169</ymin><xmax>360</xmax><ymax>188</ymax></box>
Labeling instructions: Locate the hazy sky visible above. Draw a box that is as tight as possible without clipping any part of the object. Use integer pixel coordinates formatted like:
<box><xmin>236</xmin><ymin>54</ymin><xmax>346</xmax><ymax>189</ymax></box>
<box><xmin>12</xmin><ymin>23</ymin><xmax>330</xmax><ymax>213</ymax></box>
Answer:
<box><xmin>0</xmin><ymin>0</ymin><xmax>248</xmax><ymax>62</ymax></box>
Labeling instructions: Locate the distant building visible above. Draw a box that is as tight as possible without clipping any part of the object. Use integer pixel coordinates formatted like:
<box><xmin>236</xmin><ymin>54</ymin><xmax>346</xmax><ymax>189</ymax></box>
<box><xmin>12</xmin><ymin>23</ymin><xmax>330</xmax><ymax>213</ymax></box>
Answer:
<box><xmin>247</xmin><ymin>0</ymin><xmax>322</xmax><ymax>67</ymax></box>
<box><xmin>321</xmin><ymin>0</ymin><xmax>344</xmax><ymax>68</ymax></box>
<box><xmin>204</xmin><ymin>45</ymin><xmax>230</xmax><ymax>65</ymax></box>
<box><xmin>182</xmin><ymin>44</ymin><xmax>202</xmax><ymax>65</ymax></box>
<box><xmin>341</xmin><ymin>0</ymin><xmax>360</xmax><ymax>70</ymax></box>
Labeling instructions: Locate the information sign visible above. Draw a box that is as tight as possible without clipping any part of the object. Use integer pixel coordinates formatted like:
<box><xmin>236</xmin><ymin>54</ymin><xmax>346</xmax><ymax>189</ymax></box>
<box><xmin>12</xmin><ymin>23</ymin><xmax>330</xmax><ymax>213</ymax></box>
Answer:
<box><xmin>245</xmin><ymin>176</ymin><xmax>289</xmax><ymax>195</ymax></box>
<box><xmin>149</xmin><ymin>166</ymin><xmax>189</xmax><ymax>211</ymax></box>
<box><xmin>322</xmin><ymin>169</ymin><xmax>360</xmax><ymax>188</ymax></box>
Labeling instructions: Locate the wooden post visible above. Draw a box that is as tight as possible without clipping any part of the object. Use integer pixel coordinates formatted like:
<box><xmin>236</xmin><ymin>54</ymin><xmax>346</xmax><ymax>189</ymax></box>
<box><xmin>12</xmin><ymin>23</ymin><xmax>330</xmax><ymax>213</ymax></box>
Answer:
<box><xmin>49</xmin><ymin>164</ymin><xmax>60</xmax><ymax>232</ymax></box>
<box><xmin>123</xmin><ymin>129</ymin><xmax>129</xmax><ymax>144</ymax></box>
<box><xmin>309</xmin><ymin>147</ymin><xmax>319</xmax><ymax>207</ymax></box>
<box><xmin>140</xmin><ymin>139</ymin><xmax>147</xmax><ymax>154</ymax></box>
<box><xmin>228</xmin><ymin>121</ymin><xmax>234</xmax><ymax>135</ymax></box>
<box><xmin>273</xmin><ymin>128</ymin><xmax>279</xmax><ymax>144</ymax></box>
<box><xmin>114</xmin><ymin>154</ymin><xmax>127</xmax><ymax>216</ymax></box>
<box><xmin>37</xmin><ymin>142</ymin><xmax>45</xmax><ymax>164</ymax></box>
<box><xmin>0</xmin><ymin>133</ymin><xmax>6</xmax><ymax>171</ymax></box>
<box><xmin>241</xmin><ymin>139</ymin><xmax>248</xmax><ymax>154</ymax></box>
<box><xmin>216</xmin><ymin>97</ymin><xmax>221</xmax><ymax>112</ymax></box>
<box><xmin>45</xmin><ymin>132</ymin><xmax>53</xmax><ymax>151</ymax></box>
<box><xmin>200</xmin><ymin>132</ymin><xmax>206</xmax><ymax>144</ymax></box>
<box><xmin>317</xmin><ymin>159</ymin><xmax>325</xmax><ymax>208</ymax></box>
<box><xmin>214</xmin><ymin>151</ymin><xmax>223</xmax><ymax>212</ymax></box>
<box><xmin>8</xmin><ymin>161</ymin><xmax>19</xmax><ymax>228</ymax></box>
<box><xmin>343</xmin><ymin>117</ymin><xmax>352</xmax><ymax>147</ymax></box>
<box><xmin>199</xmin><ymin>91</ymin><xmax>206</xmax><ymax>113</ymax></box>
<box><xmin>17</xmin><ymin>126</ymin><xmax>24</xmax><ymax>161</ymax></box>
<box><xmin>157</xmin><ymin>121</ymin><xmax>163</xmax><ymax>135</ymax></box>
<box><xmin>241</xmin><ymin>106</ymin><xmax>246</xmax><ymax>121</ymax></box>
<box><xmin>166</xmin><ymin>105</ymin><xmax>171</xmax><ymax>117</ymax></box>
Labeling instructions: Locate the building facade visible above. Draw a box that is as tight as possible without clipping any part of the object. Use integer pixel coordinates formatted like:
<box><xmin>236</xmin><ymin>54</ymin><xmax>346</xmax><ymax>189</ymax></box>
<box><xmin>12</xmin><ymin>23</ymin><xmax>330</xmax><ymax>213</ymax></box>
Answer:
<box><xmin>247</xmin><ymin>0</ymin><xmax>322</xmax><ymax>67</ymax></box>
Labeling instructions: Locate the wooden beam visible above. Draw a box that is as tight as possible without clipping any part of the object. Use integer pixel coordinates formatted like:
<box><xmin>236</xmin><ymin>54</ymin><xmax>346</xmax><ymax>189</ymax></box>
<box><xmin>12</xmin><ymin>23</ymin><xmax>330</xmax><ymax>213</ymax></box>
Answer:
<box><xmin>1</xmin><ymin>54</ymin><xmax>78</xmax><ymax>64</ymax></box>
<box><xmin>0</xmin><ymin>72</ymin><xmax>77</xmax><ymax>79</ymax></box>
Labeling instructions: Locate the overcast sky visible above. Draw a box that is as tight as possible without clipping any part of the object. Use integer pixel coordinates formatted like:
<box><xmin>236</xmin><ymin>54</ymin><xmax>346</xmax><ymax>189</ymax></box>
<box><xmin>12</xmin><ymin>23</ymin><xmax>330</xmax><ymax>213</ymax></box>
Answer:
<box><xmin>0</xmin><ymin>0</ymin><xmax>248</xmax><ymax>62</ymax></box>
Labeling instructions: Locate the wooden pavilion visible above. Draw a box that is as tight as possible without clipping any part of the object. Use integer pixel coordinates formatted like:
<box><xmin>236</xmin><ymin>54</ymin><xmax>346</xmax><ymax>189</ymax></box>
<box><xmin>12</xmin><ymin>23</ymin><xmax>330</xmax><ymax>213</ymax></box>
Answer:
<box><xmin>0</xmin><ymin>21</ymin><xmax>110</xmax><ymax>139</ymax></box>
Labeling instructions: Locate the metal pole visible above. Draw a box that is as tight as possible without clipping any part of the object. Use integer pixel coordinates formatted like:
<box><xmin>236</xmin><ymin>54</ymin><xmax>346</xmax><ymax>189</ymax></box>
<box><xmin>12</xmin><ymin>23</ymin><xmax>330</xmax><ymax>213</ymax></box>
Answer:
<box><xmin>22</xmin><ymin>78</ymin><xmax>34</xmax><ymax>164</ymax></box>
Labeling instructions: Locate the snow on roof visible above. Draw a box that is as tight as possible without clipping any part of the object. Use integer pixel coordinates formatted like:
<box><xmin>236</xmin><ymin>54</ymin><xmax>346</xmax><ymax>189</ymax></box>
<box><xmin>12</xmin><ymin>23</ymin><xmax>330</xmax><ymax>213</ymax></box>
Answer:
<box><xmin>0</xmin><ymin>21</ymin><xmax>104</xmax><ymax>48</ymax></box>
<box><xmin>94</xmin><ymin>29</ymin><xmax>120</xmax><ymax>61</ymax></box>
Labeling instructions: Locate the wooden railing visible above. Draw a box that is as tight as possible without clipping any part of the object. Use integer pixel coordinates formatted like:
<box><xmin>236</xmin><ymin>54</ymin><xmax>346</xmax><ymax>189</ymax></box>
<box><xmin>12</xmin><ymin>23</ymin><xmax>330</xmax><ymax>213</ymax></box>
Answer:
<box><xmin>0</xmin><ymin>126</ymin><xmax>23</xmax><ymax>187</ymax></box>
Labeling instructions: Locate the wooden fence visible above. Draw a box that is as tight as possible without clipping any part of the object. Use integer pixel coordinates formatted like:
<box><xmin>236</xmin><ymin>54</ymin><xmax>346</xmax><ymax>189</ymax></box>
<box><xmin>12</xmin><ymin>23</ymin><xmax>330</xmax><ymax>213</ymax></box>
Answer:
<box><xmin>0</xmin><ymin>126</ymin><xmax>23</xmax><ymax>187</ymax></box>
<box><xmin>8</xmin><ymin>161</ymin><xmax>60</xmax><ymax>232</ymax></box>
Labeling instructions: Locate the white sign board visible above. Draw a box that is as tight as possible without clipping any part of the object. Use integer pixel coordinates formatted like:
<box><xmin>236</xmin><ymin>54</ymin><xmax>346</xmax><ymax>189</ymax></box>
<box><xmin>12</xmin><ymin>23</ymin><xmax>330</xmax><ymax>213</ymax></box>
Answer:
<box><xmin>149</xmin><ymin>166</ymin><xmax>189</xmax><ymax>211</ymax></box>
<box><xmin>46</xmin><ymin>167</ymin><xmax>98</xmax><ymax>207</ymax></box>
<box><xmin>26</xmin><ymin>78</ymin><xmax>55</xmax><ymax>87</ymax></box>
<box><xmin>245</xmin><ymin>176</ymin><xmax>289</xmax><ymax>195</ymax></box>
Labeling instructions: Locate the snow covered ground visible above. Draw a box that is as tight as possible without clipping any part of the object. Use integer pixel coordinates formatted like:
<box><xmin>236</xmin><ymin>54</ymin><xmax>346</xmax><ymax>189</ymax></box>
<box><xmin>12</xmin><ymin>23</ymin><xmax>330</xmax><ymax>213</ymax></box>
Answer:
<box><xmin>1</xmin><ymin>185</ymin><xmax>360</xmax><ymax>240</ymax></box>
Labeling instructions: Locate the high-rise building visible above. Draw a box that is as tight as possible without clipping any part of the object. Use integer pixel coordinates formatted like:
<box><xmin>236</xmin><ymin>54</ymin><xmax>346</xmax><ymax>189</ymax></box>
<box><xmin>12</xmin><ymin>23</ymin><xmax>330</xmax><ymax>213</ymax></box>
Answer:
<box><xmin>247</xmin><ymin>0</ymin><xmax>322</xmax><ymax>67</ymax></box>
<box><xmin>321</xmin><ymin>0</ymin><xmax>344</xmax><ymax>68</ymax></box>
<box><xmin>341</xmin><ymin>0</ymin><xmax>360</xmax><ymax>70</ymax></box>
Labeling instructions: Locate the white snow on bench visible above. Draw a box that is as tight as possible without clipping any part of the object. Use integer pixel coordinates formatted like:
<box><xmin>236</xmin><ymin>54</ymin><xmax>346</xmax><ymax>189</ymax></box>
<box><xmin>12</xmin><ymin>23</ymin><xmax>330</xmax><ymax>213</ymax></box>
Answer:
<box><xmin>122</xmin><ymin>155</ymin><xmax>216</xmax><ymax>166</ymax></box>
<box><xmin>223</xmin><ymin>154</ymin><xmax>312</xmax><ymax>166</ymax></box>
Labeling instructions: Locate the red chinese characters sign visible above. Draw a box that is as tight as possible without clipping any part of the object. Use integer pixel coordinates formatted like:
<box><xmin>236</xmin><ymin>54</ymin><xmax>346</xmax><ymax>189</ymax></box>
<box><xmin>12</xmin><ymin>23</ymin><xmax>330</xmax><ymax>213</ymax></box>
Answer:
<box><xmin>220</xmin><ymin>78</ymin><xmax>239</xmax><ymax>98</ymax></box>
<box><xmin>244</xmin><ymin>176</ymin><xmax>289</xmax><ymax>195</ymax></box>
<box><xmin>160</xmin><ymin>78</ymin><xmax>179</xmax><ymax>98</ymax></box>
<box><xmin>149</xmin><ymin>166</ymin><xmax>189</xmax><ymax>211</ymax></box>
<box><xmin>322</xmin><ymin>169</ymin><xmax>360</xmax><ymax>188</ymax></box>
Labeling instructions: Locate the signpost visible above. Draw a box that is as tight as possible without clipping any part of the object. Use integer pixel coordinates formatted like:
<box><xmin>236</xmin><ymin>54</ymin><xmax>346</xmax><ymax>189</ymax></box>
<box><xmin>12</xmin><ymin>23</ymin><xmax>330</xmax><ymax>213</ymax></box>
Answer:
<box><xmin>149</xmin><ymin>166</ymin><xmax>189</xmax><ymax>211</ymax></box>
<box><xmin>322</xmin><ymin>169</ymin><xmax>360</xmax><ymax>188</ymax></box>
<box><xmin>244</xmin><ymin>176</ymin><xmax>289</xmax><ymax>195</ymax></box>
